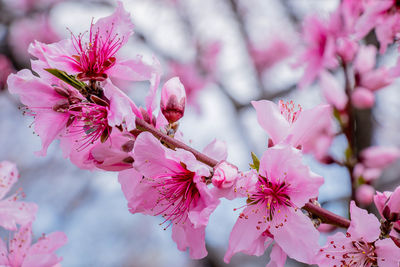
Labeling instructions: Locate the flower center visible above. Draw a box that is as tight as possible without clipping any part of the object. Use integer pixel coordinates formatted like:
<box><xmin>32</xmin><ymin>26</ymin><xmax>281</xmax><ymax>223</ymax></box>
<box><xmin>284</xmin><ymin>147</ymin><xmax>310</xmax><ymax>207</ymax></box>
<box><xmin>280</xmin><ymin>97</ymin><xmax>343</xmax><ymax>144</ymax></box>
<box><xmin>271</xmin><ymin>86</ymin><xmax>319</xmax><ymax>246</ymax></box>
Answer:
<box><xmin>70</xmin><ymin>22</ymin><xmax>123</xmax><ymax>81</ymax></box>
<box><xmin>247</xmin><ymin>174</ymin><xmax>293</xmax><ymax>221</ymax></box>
<box><xmin>279</xmin><ymin>100</ymin><xmax>302</xmax><ymax>124</ymax></box>
<box><xmin>152</xmin><ymin>165</ymin><xmax>199</xmax><ymax>228</ymax></box>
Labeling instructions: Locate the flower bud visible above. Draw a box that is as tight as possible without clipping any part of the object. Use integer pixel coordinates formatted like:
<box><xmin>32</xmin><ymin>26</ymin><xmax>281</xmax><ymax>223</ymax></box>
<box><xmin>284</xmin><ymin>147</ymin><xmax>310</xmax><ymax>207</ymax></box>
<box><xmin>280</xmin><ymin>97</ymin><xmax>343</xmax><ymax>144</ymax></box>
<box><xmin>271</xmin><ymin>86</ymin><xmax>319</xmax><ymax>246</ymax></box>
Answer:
<box><xmin>361</xmin><ymin>146</ymin><xmax>400</xmax><ymax>169</ymax></box>
<box><xmin>160</xmin><ymin>77</ymin><xmax>186</xmax><ymax>123</ymax></box>
<box><xmin>356</xmin><ymin>184</ymin><xmax>375</xmax><ymax>206</ymax></box>
<box><xmin>351</xmin><ymin>87</ymin><xmax>374</xmax><ymax>109</ymax></box>
<box><xmin>212</xmin><ymin>161</ymin><xmax>238</xmax><ymax>189</ymax></box>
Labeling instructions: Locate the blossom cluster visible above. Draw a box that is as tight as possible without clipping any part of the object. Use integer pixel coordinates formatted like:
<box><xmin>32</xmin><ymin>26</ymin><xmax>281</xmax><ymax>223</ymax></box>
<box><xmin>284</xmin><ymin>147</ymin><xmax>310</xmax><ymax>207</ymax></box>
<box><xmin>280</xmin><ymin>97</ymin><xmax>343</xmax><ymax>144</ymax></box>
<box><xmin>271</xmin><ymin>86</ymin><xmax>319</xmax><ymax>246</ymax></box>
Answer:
<box><xmin>3</xmin><ymin>0</ymin><xmax>400</xmax><ymax>266</ymax></box>
<box><xmin>0</xmin><ymin>161</ymin><xmax>66</xmax><ymax>266</ymax></box>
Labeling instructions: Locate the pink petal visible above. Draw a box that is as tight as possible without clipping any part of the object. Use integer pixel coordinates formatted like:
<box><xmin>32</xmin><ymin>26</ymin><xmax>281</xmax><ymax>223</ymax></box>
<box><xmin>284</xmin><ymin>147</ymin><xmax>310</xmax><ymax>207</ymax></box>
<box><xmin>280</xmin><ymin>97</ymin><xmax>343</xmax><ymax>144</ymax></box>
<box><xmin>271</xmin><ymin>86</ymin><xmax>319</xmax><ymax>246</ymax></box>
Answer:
<box><xmin>202</xmin><ymin>139</ymin><xmax>227</xmax><ymax>162</ymax></box>
<box><xmin>361</xmin><ymin>146</ymin><xmax>400</xmax><ymax>169</ymax></box>
<box><xmin>23</xmin><ymin>232</ymin><xmax>67</xmax><ymax>267</ymax></box>
<box><xmin>270</xmin><ymin>209</ymin><xmax>319</xmax><ymax>264</ymax></box>
<box><xmin>171</xmin><ymin>224</ymin><xmax>207</xmax><ymax>259</ymax></box>
<box><xmin>8</xmin><ymin>224</ymin><xmax>33</xmax><ymax>266</ymax></box>
<box><xmin>93</xmin><ymin>1</ymin><xmax>134</xmax><ymax>48</ymax></box>
<box><xmin>0</xmin><ymin>199</ymin><xmax>38</xmax><ymax>231</ymax></box>
<box><xmin>354</xmin><ymin>45</ymin><xmax>377</xmax><ymax>74</ymax></box>
<box><xmin>266</xmin><ymin>244</ymin><xmax>287</xmax><ymax>267</ymax></box>
<box><xmin>133</xmin><ymin>132</ymin><xmax>182</xmax><ymax>178</ymax></box>
<box><xmin>118</xmin><ymin>168</ymin><xmax>162</xmax><ymax>215</ymax></box>
<box><xmin>7</xmin><ymin>70</ymin><xmax>64</xmax><ymax>108</ymax></box>
<box><xmin>319</xmin><ymin>71</ymin><xmax>348</xmax><ymax>110</ymax></box>
<box><xmin>187</xmin><ymin>182</ymin><xmax>220</xmax><ymax>228</ymax></box>
<box><xmin>224</xmin><ymin>206</ymin><xmax>273</xmax><ymax>263</ymax></box>
<box><xmin>252</xmin><ymin>100</ymin><xmax>290</xmax><ymax>145</ymax></box>
<box><xmin>0</xmin><ymin>161</ymin><xmax>19</xmax><ymax>199</ymax></box>
<box><xmin>288</xmin><ymin>104</ymin><xmax>331</xmax><ymax>147</ymax></box>
<box><xmin>351</xmin><ymin>87</ymin><xmax>375</xmax><ymax>109</ymax></box>
<box><xmin>0</xmin><ymin>238</ymin><xmax>9</xmax><ymax>265</ymax></box>
<box><xmin>348</xmin><ymin>201</ymin><xmax>380</xmax><ymax>242</ymax></box>
<box><xmin>375</xmin><ymin>238</ymin><xmax>400</xmax><ymax>267</ymax></box>
<box><xmin>387</xmin><ymin>186</ymin><xmax>400</xmax><ymax>214</ymax></box>
<box><xmin>34</xmin><ymin>111</ymin><xmax>69</xmax><ymax>157</ymax></box>
<box><xmin>103</xmin><ymin>80</ymin><xmax>140</xmax><ymax>131</ymax></box>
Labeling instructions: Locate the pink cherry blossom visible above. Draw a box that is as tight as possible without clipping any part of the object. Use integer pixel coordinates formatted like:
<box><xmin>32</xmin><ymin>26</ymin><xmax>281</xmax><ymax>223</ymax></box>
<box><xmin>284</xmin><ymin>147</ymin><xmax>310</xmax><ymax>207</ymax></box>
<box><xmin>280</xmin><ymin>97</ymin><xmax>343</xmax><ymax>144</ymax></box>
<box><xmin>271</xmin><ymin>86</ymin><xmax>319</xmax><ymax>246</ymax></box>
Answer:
<box><xmin>224</xmin><ymin>145</ymin><xmax>323</xmax><ymax>265</ymax></box>
<box><xmin>7</xmin><ymin>69</ymin><xmax>138</xmax><ymax>168</ymax></box>
<box><xmin>119</xmin><ymin>132</ymin><xmax>220</xmax><ymax>259</ymax></box>
<box><xmin>9</xmin><ymin>14</ymin><xmax>59</xmax><ymax>64</ymax></box>
<box><xmin>160</xmin><ymin>77</ymin><xmax>186</xmax><ymax>123</ymax></box>
<box><xmin>297</xmin><ymin>15</ymin><xmax>338</xmax><ymax>88</ymax></box>
<box><xmin>317</xmin><ymin>201</ymin><xmax>400</xmax><ymax>267</ymax></box>
<box><xmin>249</xmin><ymin>38</ymin><xmax>291</xmax><ymax>74</ymax></box>
<box><xmin>0</xmin><ymin>161</ymin><xmax>37</xmax><ymax>231</ymax></box>
<box><xmin>0</xmin><ymin>223</ymin><xmax>67</xmax><ymax>267</ymax></box>
<box><xmin>28</xmin><ymin>1</ymin><xmax>161</xmax><ymax>86</ymax></box>
<box><xmin>252</xmin><ymin>100</ymin><xmax>332</xmax><ymax>160</ymax></box>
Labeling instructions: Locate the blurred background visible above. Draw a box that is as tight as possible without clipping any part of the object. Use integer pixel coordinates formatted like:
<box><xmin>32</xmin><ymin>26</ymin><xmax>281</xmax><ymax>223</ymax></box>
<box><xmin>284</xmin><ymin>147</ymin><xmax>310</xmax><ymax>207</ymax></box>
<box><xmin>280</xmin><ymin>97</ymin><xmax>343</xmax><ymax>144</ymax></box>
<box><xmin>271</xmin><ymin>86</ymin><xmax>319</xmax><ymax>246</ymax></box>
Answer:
<box><xmin>0</xmin><ymin>0</ymin><xmax>399</xmax><ymax>266</ymax></box>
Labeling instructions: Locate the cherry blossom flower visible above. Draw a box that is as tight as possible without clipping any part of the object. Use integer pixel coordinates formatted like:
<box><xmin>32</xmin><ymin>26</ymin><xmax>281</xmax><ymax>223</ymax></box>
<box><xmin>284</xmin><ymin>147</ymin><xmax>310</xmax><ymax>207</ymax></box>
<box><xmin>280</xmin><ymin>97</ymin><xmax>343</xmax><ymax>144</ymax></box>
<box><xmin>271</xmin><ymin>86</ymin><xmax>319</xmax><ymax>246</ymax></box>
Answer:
<box><xmin>252</xmin><ymin>100</ymin><xmax>332</xmax><ymax>160</ymax></box>
<box><xmin>0</xmin><ymin>223</ymin><xmax>67</xmax><ymax>267</ymax></box>
<box><xmin>9</xmin><ymin>14</ymin><xmax>59</xmax><ymax>65</ymax></box>
<box><xmin>0</xmin><ymin>161</ymin><xmax>37</xmax><ymax>231</ymax></box>
<box><xmin>7</xmin><ymin>70</ymin><xmax>138</xmax><ymax>169</ymax></box>
<box><xmin>119</xmin><ymin>132</ymin><xmax>220</xmax><ymax>259</ymax></box>
<box><xmin>224</xmin><ymin>145</ymin><xmax>323</xmax><ymax>265</ymax></box>
<box><xmin>317</xmin><ymin>201</ymin><xmax>400</xmax><ymax>266</ymax></box>
<box><xmin>297</xmin><ymin>15</ymin><xmax>338</xmax><ymax>88</ymax></box>
<box><xmin>249</xmin><ymin>38</ymin><xmax>291</xmax><ymax>74</ymax></box>
<box><xmin>28</xmin><ymin>1</ymin><xmax>161</xmax><ymax>86</ymax></box>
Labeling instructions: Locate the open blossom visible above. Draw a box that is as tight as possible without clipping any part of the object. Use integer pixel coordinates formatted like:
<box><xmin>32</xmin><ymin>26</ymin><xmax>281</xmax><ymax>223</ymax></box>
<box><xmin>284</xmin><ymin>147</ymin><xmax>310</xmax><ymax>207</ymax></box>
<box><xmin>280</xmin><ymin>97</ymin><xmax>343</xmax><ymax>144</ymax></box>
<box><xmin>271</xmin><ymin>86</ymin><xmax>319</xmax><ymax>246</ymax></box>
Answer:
<box><xmin>119</xmin><ymin>132</ymin><xmax>220</xmax><ymax>259</ymax></box>
<box><xmin>28</xmin><ymin>1</ymin><xmax>161</xmax><ymax>85</ymax></box>
<box><xmin>317</xmin><ymin>201</ymin><xmax>400</xmax><ymax>266</ymax></box>
<box><xmin>252</xmin><ymin>100</ymin><xmax>332</xmax><ymax>160</ymax></box>
<box><xmin>0</xmin><ymin>223</ymin><xmax>67</xmax><ymax>267</ymax></box>
<box><xmin>224</xmin><ymin>145</ymin><xmax>323</xmax><ymax>265</ymax></box>
<box><xmin>7</xmin><ymin>69</ymin><xmax>138</xmax><ymax>170</ymax></box>
<box><xmin>0</xmin><ymin>161</ymin><xmax>37</xmax><ymax>231</ymax></box>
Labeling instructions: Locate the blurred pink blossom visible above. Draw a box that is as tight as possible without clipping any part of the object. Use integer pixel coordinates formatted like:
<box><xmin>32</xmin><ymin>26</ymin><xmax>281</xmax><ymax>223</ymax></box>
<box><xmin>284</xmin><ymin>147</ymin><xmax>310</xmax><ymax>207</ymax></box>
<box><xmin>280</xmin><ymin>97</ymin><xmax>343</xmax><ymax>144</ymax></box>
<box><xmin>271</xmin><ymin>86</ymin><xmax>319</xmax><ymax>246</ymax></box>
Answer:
<box><xmin>0</xmin><ymin>161</ymin><xmax>37</xmax><ymax>231</ymax></box>
<box><xmin>249</xmin><ymin>38</ymin><xmax>291</xmax><ymax>74</ymax></box>
<box><xmin>9</xmin><ymin>14</ymin><xmax>59</xmax><ymax>64</ymax></box>
<box><xmin>0</xmin><ymin>223</ymin><xmax>67</xmax><ymax>266</ymax></box>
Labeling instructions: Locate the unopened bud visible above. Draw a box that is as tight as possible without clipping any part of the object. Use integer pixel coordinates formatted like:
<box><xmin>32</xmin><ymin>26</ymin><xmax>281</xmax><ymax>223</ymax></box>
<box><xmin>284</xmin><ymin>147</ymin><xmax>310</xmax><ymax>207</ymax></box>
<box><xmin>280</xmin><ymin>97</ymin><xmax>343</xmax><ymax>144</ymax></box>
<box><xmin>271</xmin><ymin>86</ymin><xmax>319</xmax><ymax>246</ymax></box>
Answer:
<box><xmin>160</xmin><ymin>77</ymin><xmax>186</xmax><ymax>124</ymax></box>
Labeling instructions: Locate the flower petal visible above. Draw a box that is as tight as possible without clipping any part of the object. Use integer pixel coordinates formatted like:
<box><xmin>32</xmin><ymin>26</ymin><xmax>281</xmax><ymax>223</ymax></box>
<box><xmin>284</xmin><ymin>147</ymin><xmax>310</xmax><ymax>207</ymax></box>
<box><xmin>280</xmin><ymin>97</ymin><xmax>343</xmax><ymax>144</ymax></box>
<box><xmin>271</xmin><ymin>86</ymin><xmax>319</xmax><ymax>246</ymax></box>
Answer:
<box><xmin>252</xmin><ymin>100</ymin><xmax>290</xmax><ymax>145</ymax></box>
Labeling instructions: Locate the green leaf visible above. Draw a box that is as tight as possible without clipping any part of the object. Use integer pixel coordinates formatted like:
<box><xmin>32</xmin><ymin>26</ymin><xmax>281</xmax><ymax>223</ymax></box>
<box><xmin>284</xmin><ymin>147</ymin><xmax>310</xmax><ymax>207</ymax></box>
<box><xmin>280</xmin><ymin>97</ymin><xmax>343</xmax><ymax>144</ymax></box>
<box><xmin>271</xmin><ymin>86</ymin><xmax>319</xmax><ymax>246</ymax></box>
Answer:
<box><xmin>45</xmin><ymin>68</ymin><xmax>86</xmax><ymax>90</ymax></box>
<box><xmin>249</xmin><ymin>152</ymin><xmax>260</xmax><ymax>171</ymax></box>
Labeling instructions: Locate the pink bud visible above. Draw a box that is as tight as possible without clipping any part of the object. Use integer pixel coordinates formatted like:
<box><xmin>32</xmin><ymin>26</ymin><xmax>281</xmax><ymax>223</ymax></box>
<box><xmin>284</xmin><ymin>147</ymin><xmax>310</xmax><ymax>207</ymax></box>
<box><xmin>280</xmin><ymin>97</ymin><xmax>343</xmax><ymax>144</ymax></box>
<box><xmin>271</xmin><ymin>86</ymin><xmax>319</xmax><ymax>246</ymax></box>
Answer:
<box><xmin>212</xmin><ymin>161</ymin><xmax>238</xmax><ymax>189</ymax></box>
<box><xmin>318</xmin><ymin>223</ymin><xmax>336</xmax><ymax>233</ymax></box>
<box><xmin>351</xmin><ymin>87</ymin><xmax>374</xmax><ymax>109</ymax></box>
<box><xmin>336</xmin><ymin>38</ymin><xmax>358</xmax><ymax>63</ymax></box>
<box><xmin>361</xmin><ymin>146</ymin><xmax>400</xmax><ymax>169</ymax></box>
<box><xmin>160</xmin><ymin>77</ymin><xmax>186</xmax><ymax>123</ymax></box>
<box><xmin>356</xmin><ymin>184</ymin><xmax>375</xmax><ymax>206</ymax></box>
<box><xmin>374</xmin><ymin>186</ymin><xmax>400</xmax><ymax>222</ymax></box>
